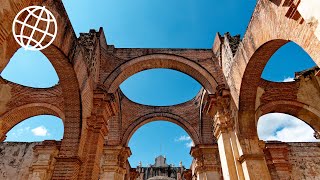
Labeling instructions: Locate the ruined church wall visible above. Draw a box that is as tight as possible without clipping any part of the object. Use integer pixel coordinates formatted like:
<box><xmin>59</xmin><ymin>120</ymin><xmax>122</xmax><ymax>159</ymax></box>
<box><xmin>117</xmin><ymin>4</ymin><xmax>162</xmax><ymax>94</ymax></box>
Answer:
<box><xmin>0</xmin><ymin>142</ymin><xmax>39</xmax><ymax>180</ymax></box>
<box><xmin>288</xmin><ymin>142</ymin><xmax>320</xmax><ymax>179</ymax></box>
<box><xmin>265</xmin><ymin>142</ymin><xmax>320</xmax><ymax>180</ymax></box>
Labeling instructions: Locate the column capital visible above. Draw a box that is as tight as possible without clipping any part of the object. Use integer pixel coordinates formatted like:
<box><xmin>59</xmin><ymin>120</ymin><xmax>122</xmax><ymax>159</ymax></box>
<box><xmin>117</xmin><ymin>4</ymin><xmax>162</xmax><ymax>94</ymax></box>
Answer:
<box><xmin>101</xmin><ymin>146</ymin><xmax>131</xmax><ymax>172</ymax></box>
<box><xmin>264</xmin><ymin>141</ymin><xmax>292</xmax><ymax>174</ymax></box>
<box><xmin>205</xmin><ymin>88</ymin><xmax>236</xmax><ymax>138</ymax></box>
<box><xmin>93</xmin><ymin>90</ymin><xmax>118</xmax><ymax>118</ymax></box>
<box><xmin>190</xmin><ymin>144</ymin><xmax>220</xmax><ymax>174</ymax></box>
<box><xmin>28</xmin><ymin>141</ymin><xmax>62</xmax><ymax>180</ymax></box>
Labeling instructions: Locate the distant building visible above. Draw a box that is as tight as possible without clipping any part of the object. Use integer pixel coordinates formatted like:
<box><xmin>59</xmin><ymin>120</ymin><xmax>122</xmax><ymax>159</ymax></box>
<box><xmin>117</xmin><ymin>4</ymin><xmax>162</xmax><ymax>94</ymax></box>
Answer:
<box><xmin>135</xmin><ymin>155</ymin><xmax>187</xmax><ymax>180</ymax></box>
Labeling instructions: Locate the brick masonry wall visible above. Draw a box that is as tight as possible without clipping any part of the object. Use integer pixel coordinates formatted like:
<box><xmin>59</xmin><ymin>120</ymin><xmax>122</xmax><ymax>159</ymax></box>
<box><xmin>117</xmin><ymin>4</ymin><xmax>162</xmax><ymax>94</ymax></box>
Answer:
<box><xmin>288</xmin><ymin>142</ymin><xmax>320</xmax><ymax>179</ymax></box>
<box><xmin>265</xmin><ymin>142</ymin><xmax>320</xmax><ymax>180</ymax></box>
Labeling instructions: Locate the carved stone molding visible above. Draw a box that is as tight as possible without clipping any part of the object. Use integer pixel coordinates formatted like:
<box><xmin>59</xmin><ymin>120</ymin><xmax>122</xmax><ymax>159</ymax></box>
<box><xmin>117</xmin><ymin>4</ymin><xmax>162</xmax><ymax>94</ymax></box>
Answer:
<box><xmin>101</xmin><ymin>146</ymin><xmax>131</xmax><ymax>174</ymax></box>
<box><xmin>28</xmin><ymin>141</ymin><xmax>61</xmax><ymax>180</ymax></box>
<box><xmin>190</xmin><ymin>144</ymin><xmax>220</xmax><ymax>174</ymax></box>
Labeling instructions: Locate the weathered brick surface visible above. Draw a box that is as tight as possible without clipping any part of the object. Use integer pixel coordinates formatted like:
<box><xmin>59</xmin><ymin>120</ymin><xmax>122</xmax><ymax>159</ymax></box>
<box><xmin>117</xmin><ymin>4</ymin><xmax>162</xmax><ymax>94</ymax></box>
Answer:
<box><xmin>264</xmin><ymin>142</ymin><xmax>320</xmax><ymax>180</ymax></box>
<box><xmin>0</xmin><ymin>0</ymin><xmax>320</xmax><ymax>179</ymax></box>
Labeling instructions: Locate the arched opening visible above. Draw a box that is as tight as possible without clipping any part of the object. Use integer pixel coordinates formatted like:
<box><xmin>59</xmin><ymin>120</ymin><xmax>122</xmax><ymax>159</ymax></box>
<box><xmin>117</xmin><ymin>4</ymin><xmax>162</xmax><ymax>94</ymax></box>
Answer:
<box><xmin>0</xmin><ymin>48</ymin><xmax>59</xmax><ymax>88</ymax></box>
<box><xmin>257</xmin><ymin>113</ymin><xmax>319</xmax><ymax>142</ymax></box>
<box><xmin>120</xmin><ymin>68</ymin><xmax>202</xmax><ymax>106</ymax></box>
<box><xmin>128</xmin><ymin>121</ymin><xmax>193</xmax><ymax>179</ymax></box>
<box><xmin>238</xmin><ymin>39</ymin><xmax>320</xmax><ymax>136</ymax></box>
<box><xmin>5</xmin><ymin>115</ymin><xmax>64</xmax><ymax>142</ymax></box>
<box><xmin>104</xmin><ymin>54</ymin><xmax>216</xmax><ymax>94</ymax></box>
<box><xmin>261</xmin><ymin>42</ymin><xmax>316</xmax><ymax>82</ymax></box>
<box><xmin>0</xmin><ymin>115</ymin><xmax>63</xmax><ymax>180</ymax></box>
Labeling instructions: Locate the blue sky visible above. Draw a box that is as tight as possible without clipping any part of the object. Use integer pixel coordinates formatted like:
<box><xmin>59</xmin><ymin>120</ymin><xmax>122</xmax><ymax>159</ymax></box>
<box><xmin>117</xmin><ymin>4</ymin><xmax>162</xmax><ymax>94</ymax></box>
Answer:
<box><xmin>1</xmin><ymin>0</ymin><xmax>319</xmax><ymax>168</ymax></box>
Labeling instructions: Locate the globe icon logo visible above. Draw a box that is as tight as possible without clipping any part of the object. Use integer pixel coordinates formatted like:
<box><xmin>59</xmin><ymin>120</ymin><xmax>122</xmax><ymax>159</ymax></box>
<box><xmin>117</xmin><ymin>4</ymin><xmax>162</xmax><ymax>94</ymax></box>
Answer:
<box><xmin>12</xmin><ymin>6</ymin><xmax>57</xmax><ymax>51</ymax></box>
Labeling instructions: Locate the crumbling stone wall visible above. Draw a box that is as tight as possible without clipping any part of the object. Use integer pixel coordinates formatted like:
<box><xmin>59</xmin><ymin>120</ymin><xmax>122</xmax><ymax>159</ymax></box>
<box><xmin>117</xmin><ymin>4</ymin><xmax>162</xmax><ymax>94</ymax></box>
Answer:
<box><xmin>264</xmin><ymin>142</ymin><xmax>320</xmax><ymax>180</ymax></box>
<box><xmin>0</xmin><ymin>142</ymin><xmax>39</xmax><ymax>180</ymax></box>
<box><xmin>289</xmin><ymin>142</ymin><xmax>320</xmax><ymax>179</ymax></box>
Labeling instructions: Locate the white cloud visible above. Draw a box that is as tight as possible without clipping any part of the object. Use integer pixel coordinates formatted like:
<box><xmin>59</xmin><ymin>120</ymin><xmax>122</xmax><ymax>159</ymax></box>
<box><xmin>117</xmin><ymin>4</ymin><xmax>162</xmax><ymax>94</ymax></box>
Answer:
<box><xmin>175</xmin><ymin>135</ymin><xmax>194</xmax><ymax>148</ymax></box>
<box><xmin>175</xmin><ymin>135</ymin><xmax>191</xmax><ymax>142</ymax></box>
<box><xmin>257</xmin><ymin>113</ymin><xmax>319</xmax><ymax>142</ymax></box>
<box><xmin>283</xmin><ymin>77</ymin><xmax>294</xmax><ymax>82</ymax></box>
<box><xmin>185</xmin><ymin>141</ymin><xmax>194</xmax><ymax>148</ymax></box>
<box><xmin>31</xmin><ymin>126</ymin><xmax>50</xmax><ymax>136</ymax></box>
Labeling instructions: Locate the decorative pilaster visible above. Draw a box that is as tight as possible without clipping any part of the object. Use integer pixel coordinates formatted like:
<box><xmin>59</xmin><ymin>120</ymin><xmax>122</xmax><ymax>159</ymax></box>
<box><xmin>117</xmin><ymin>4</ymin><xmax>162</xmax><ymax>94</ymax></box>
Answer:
<box><xmin>82</xmin><ymin>90</ymin><xmax>118</xmax><ymax>180</ymax></box>
<box><xmin>237</xmin><ymin>137</ymin><xmax>271</xmax><ymax>180</ymax></box>
<box><xmin>28</xmin><ymin>141</ymin><xmax>61</xmax><ymax>180</ymax></box>
<box><xmin>208</xmin><ymin>87</ymin><xmax>244</xmax><ymax>180</ymax></box>
<box><xmin>100</xmin><ymin>146</ymin><xmax>131</xmax><ymax>180</ymax></box>
<box><xmin>264</xmin><ymin>141</ymin><xmax>291</xmax><ymax>179</ymax></box>
<box><xmin>190</xmin><ymin>144</ymin><xmax>221</xmax><ymax>180</ymax></box>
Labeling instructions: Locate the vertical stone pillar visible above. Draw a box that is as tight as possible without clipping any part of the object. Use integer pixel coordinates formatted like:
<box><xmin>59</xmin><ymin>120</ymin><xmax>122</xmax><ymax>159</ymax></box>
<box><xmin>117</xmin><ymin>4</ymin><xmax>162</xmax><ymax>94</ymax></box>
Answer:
<box><xmin>190</xmin><ymin>144</ymin><xmax>221</xmax><ymax>180</ymax></box>
<box><xmin>264</xmin><ymin>141</ymin><xmax>291</xmax><ymax>179</ymax></box>
<box><xmin>100</xmin><ymin>146</ymin><xmax>131</xmax><ymax>180</ymax></box>
<box><xmin>28</xmin><ymin>140</ymin><xmax>60</xmax><ymax>180</ymax></box>
<box><xmin>210</xmin><ymin>88</ymin><xmax>244</xmax><ymax>180</ymax></box>
<box><xmin>213</xmin><ymin>112</ymin><xmax>239</xmax><ymax>180</ymax></box>
<box><xmin>237</xmin><ymin>137</ymin><xmax>271</xmax><ymax>180</ymax></box>
<box><xmin>82</xmin><ymin>91</ymin><xmax>117</xmax><ymax>180</ymax></box>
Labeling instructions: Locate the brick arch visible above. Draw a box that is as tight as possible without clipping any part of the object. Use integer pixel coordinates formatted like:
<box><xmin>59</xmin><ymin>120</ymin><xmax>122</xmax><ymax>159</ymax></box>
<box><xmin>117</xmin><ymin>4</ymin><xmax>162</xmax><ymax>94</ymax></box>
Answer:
<box><xmin>238</xmin><ymin>39</ymin><xmax>319</xmax><ymax>136</ymax></box>
<box><xmin>104</xmin><ymin>54</ymin><xmax>217</xmax><ymax>94</ymax></box>
<box><xmin>0</xmin><ymin>103</ymin><xmax>64</xmax><ymax>141</ymax></box>
<box><xmin>0</xmin><ymin>0</ymin><xmax>83</xmax><ymax>158</ymax></box>
<box><xmin>256</xmin><ymin>100</ymin><xmax>320</xmax><ymax>132</ymax></box>
<box><xmin>122</xmin><ymin>112</ymin><xmax>200</xmax><ymax>146</ymax></box>
<box><xmin>232</xmin><ymin>0</ymin><xmax>320</xmax><ymax>136</ymax></box>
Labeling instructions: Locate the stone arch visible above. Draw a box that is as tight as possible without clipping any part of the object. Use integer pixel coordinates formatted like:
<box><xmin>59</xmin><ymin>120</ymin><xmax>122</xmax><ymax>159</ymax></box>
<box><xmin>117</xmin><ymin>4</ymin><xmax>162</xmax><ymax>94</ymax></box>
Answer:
<box><xmin>122</xmin><ymin>112</ymin><xmax>200</xmax><ymax>146</ymax></box>
<box><xmin>234</xmin><ymin>0</ymin><xmax>320</xmax><ymax>135</ymax></box>
<box><xmin>238</xmin><ymin>39</ymin><xmax>319</xmax><ymax>135</ymax></box>
<box><xmin>256</xmin><ymin>100</ymin><xmax>320</xmax><ymax>132</ymax></box>
<box><xmin>0</xmin><ymin>103</ymin><xmax>64</xmax><ymax>141</ymax></box>
<box><xmin>104</xmin><ymin>54</ymin><xmax>217</xmax><ymax>94</ymax></box>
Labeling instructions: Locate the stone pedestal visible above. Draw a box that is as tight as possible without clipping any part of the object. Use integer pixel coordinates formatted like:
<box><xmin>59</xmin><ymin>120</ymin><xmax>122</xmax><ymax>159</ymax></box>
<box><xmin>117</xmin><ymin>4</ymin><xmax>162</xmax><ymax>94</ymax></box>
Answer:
<box><xmin>28</xmin><ymin>141</ymin><xmax>60</xmax><ymax>180</ymax></box>
<box><xmin>100</xmin><ymin>146</ymin><xmax>131</xmax><ymax>180</ymax></box>
<box><xmin>190</xmin><ymin>145</ymin><xmax>221</xmax><ymax>180</ymax></box>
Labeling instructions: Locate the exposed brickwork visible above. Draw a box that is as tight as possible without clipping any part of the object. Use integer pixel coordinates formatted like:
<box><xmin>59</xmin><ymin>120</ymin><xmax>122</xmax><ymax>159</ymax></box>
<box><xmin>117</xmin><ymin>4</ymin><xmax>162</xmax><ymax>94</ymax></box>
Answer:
<box><xmin>0</xmin><ymin>0</ymin><xmax>320</xmax><ymax>179</ymax></box>
<box><xmin>264</xmin><ymin>141</ymin><xmax>320</xmax><ymax>180</ymax></box>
